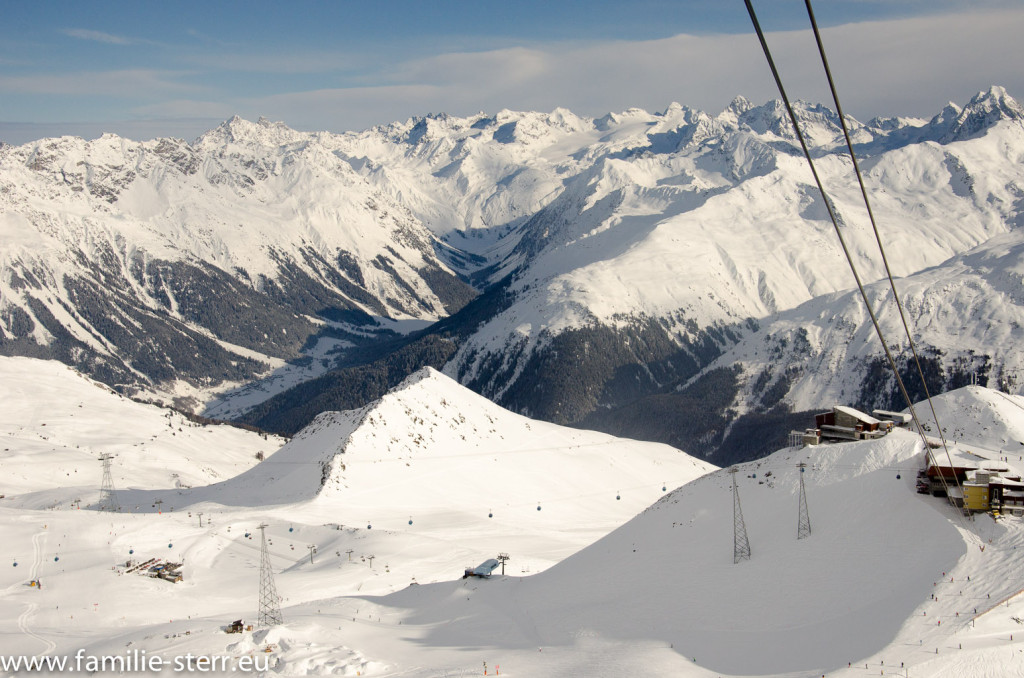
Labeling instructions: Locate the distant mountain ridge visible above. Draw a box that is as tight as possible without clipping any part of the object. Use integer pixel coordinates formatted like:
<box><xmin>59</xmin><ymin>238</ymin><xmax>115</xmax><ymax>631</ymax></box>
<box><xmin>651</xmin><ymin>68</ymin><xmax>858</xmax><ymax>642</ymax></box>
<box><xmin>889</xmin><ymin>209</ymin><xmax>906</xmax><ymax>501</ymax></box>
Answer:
<box><xmin>3</xmin><ymin>87</ymin><xmax>1024</xmax><ymax>462</ymax></box>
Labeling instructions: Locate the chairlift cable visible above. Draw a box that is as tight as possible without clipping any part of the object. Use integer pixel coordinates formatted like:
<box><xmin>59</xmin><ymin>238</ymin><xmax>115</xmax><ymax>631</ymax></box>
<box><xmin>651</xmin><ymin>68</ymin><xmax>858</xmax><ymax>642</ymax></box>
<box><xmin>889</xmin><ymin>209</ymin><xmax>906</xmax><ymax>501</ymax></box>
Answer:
<box><xmin>744</xmin><ymin>0</ymin><xmax>975</xmax><ymax>536</ymax></box>
<box><xmin>800</xmin><ymin>0</ymin><xmax>966</xmax><ymax>514</ymax></box>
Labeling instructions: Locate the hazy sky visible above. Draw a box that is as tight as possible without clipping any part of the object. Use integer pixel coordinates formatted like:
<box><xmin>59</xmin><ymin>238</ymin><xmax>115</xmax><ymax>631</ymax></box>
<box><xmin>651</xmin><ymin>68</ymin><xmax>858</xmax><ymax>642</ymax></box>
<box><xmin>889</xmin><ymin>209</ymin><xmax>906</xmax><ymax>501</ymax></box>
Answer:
<box><xmin>1</xmin><ymin>0</ymin><xmax>1022</xmax><ymax>144</ymax></box>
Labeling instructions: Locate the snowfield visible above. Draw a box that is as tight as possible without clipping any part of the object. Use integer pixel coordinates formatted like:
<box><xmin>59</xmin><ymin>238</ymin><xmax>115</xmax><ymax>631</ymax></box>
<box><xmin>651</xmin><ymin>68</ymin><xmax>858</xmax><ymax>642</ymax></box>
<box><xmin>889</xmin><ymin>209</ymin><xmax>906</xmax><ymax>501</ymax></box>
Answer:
<box><xmin>0</xmin><ymin>358</ymin><xmax>279</xmax><ymax>499</ymax></box>
<box><xmin>2</xmin><ymin>356</ymin><xmax>1024</xmax><ymax>676</ymax></box>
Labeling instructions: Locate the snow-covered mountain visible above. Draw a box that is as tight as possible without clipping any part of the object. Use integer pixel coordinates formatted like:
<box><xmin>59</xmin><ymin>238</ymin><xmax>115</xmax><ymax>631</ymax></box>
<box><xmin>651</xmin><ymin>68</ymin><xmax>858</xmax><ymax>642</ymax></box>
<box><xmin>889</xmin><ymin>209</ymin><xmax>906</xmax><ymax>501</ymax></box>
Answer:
<box><xmin>0</xmin><ymin>117</ymin><xmax>478</xmax><ymax>406</ymax></box>
<box><xmin>591</xmin><ymin>221</ymin><xmax>1024</xmax><ymax>466</ymax></box>
<box><xmin>3</xmin><ymin>88</ymin><xmax>1024</xmax><ymax>456</ymax></box>
<box><xmin>235</xmin><ymin>86</ymin><xmax>1024</xmax><ymax>452</ymax></box>
<box><xmin>705</xmin><ymin>228</ymin><xmax>1024</xmax><ymax>416</ymax></box>
<box><xmin>437</xmin><ymin>86</ymin><xmax>1024</xmax><ymax>426</ymax></box>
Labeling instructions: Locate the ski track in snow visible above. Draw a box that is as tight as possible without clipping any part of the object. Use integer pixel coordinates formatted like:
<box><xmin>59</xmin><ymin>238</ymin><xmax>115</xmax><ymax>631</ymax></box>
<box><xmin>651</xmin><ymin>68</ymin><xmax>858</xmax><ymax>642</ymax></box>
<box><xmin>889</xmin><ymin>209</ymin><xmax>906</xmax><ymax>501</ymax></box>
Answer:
<box><xmin>15</xmin><ymin>531</ymin><xmax>56</xmax><ymax>657</ymax></box>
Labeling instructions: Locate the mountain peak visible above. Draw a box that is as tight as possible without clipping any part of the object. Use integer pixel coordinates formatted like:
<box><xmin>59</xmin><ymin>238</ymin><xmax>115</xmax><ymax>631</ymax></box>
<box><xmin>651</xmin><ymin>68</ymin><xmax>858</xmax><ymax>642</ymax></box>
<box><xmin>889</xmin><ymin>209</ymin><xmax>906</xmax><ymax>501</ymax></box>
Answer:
<box><xmin>713</xmin><ymin>95</ymin><xmax>753</xmax><ymax>129</ymax></box>
<box><xmin>196</xmin><ymin>114</ymin><xmax>304</xmax><ymax>148</ymax></box>
<box><xmin>935</xmin><ymin>85</ymin><xmax>1024</xmax><ymax>142</ymax></box>
<box><xmin>961</xmin><ymin>85</ymin><xmax>1024</xmax><ymax>122</ymax></box>
<box><xmin>726</xmin><ymin>95</ymin><xmax>754</xmax><ymax>116</ymax></box>
<box><xmin>969</xmin><ymin>85</ymin><xmax>1019</xmax><ymax>108</ymax></box>
<box><xmin>393</xmin><ymin>365</ymin><xmax>446</xmax><ymax>390</ymax></box>
<box><xmin>661</xmin><ymin>101</ymin><xmax>685</xmax><ymax>115</ymax></box>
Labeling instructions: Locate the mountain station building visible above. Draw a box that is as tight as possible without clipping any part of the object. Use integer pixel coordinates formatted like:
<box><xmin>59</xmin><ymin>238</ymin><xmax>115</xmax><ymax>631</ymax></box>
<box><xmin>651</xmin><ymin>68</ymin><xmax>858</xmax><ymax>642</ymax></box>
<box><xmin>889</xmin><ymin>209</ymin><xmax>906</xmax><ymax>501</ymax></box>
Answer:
<box><xmin>801</xmin><ymin>406</ymin><xmax>895</xmax><ymax>445</ymax></box>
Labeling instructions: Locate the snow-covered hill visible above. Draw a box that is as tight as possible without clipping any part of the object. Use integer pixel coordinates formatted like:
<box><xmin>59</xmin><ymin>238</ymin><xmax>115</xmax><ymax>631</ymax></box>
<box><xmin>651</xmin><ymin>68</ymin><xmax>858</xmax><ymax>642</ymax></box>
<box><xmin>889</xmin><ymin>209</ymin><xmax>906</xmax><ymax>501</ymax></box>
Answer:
<box><xmin>3</xmin><ymin>369</ymin><xmax>1024</xmax><ymax>676</ymax></box>
<box><xmin>65</xmin><ymin>367</ymin><xmax>715</xmax><ymax>545</ymax></box>
<box><xmin>365</xmin><ymin>433</ymin><xmax>964</xmax><ymax>675</ymax></box>
<box><xmin>0</xmin><ymin>358</ymin><xmax>716</xmax><ymax>676</ymax></box>
<box><xmin>921</xmin><ymin>386</ymin><xmax>1024</xmax><ymax>450</ymax></box>
<box><xmin>0</xmin><ymin>356</ymin><xmax>280</xmax><ymax>500</ymax></box>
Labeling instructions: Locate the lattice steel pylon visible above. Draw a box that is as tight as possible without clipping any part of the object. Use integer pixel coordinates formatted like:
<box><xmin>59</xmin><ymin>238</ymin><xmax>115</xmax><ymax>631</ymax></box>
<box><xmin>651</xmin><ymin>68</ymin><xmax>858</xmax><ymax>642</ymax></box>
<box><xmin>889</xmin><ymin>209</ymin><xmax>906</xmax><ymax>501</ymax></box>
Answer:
<box><xmin>98</xmin><ymin>453</ymin><xmax>120</xmax><ymax>512</ymax></box>
<box><xmin>797</xmin><ymin>463</ymin><xmax>812</xmax><ymax>540</ymax></box>
<box><xmin>730</xmin><ymin>468</ymin><xmax>751</xmax><ymax>564</ymax></box>
<box><xmin>257</xmin><ymin>524</ymin><xmax>283</xmax><ymax>626</ymax></box>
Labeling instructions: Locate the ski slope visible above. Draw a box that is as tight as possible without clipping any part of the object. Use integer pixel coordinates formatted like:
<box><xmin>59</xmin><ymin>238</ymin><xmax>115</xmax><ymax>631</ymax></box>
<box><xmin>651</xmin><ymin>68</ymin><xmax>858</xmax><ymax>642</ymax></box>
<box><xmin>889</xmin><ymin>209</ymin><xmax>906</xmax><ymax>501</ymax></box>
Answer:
<box><xmin>2</xmin><ymin>358</ymin><xmax>1024</xmax><ymax>676</ymax></box>
<box><xmin>0</xmin><ymin>357</ymin><xmax>278</xmax><ymax>500</ymax></box>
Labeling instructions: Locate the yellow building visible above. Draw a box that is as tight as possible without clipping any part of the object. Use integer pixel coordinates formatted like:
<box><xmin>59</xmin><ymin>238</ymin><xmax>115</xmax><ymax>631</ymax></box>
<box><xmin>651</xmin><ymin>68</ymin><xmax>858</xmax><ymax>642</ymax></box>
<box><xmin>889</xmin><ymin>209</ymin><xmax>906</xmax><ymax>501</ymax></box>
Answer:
<box><xmin>963</xmin><ymin>483</ymin><xmax>990</xmax><ymax>511</ymax></box>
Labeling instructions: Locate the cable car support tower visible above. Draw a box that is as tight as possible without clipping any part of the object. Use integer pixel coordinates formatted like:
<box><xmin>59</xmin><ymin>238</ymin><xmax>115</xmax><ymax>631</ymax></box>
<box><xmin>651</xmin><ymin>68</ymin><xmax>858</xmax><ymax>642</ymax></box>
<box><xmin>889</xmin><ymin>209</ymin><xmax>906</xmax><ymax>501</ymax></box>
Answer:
<box><xmin>730</xmin><ymin>468</ymin><xmax>751</xmax><ymax>564</ymax></box>
<box><xmin>797</xmin><ymin>463</ymin><xmax>811</xmax><ymax>539</ymax></box>
<box><xmin>98</xmin><ymin>453</ymin><xmax>119</xmax><ymax>512</ymax></box>
<box><xmin>257</xmin><ymin>523</ymin><xmax>283</xmax><ymax>626</ymax></box>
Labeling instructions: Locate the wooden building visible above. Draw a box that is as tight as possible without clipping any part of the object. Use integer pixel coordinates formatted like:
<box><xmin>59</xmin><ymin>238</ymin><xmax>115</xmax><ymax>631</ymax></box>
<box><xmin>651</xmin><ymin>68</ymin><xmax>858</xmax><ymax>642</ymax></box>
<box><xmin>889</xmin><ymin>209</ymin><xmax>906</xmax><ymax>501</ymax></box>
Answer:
<box><xmin>811</xmin><ymin>406</ymin><xmax>893</xmax><ymax>443</ymax></box>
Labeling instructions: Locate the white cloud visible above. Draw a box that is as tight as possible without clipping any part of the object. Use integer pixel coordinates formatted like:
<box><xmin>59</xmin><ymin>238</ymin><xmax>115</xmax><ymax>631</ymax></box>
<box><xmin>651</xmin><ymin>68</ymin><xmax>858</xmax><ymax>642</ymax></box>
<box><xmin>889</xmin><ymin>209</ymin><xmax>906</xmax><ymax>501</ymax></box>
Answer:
<box><xmin>60</xmin><ymin>28</ymin><xmax>137</xmax><ymax>45</ymax></box>
<box><xmin>221</xmin><ymin>7</ymin><xmax>1024</xmax><ymax>133</ymax></box>
<box><xmin>803</xmin><ymin>10</ymin><xmax>1024</xmax><ymax>117</ymax></box>
<box><xmin>178</xmin><ymin>50</ymin><xmax>362</xmax><ymax>75</ymax></box>
<box><xmin>381</xmin><ymin>46</ymin><xmax>554</xmax><ymax>88</ymax></box>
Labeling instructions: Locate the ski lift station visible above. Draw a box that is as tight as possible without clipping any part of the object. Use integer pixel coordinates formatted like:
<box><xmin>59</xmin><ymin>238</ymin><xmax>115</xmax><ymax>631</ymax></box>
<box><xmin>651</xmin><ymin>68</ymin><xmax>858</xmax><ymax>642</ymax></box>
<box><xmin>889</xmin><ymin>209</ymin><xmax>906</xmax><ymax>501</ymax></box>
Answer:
<box><xmin>798</xmin><ymin>405</ymin><xmax>903</xmax><ymax>445</ymax></box>
<box><xmin>920</xmin><ymin>446</ymin><xmax>1024</xmax><ymax>515</ymax></box>
<box><xmin>463</xmin><ymin>559</ymin><xmax>500</xmax><ymax>579</ymax></box>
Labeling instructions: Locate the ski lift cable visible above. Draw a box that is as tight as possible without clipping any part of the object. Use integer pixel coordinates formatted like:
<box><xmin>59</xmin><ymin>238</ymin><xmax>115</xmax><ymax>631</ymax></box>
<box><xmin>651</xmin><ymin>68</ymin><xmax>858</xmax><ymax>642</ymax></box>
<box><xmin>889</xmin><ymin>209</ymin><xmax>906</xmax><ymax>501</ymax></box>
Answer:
<box><xmin>991</xmin><ymin>390</ymin><xmax>1024</xmax><ymax>415</ymax></box>
<box><xmin>800</xmin><ymin>0</ymin><xmax>967</xmax><ymax>515</ymax></box>
<box><xmin>742</xmin><ymin>0</ymin><xmax>920</xmax><ymax>450</ymax></box>
<box><xmin>256</xmin><ymin>438</ymin><xmax>639</xmax><ymax>465</ymax></box>
<box><xmin>744</xmin><ymin>0</ymin><xmax>975</xmax><ymax>537</ymax></box>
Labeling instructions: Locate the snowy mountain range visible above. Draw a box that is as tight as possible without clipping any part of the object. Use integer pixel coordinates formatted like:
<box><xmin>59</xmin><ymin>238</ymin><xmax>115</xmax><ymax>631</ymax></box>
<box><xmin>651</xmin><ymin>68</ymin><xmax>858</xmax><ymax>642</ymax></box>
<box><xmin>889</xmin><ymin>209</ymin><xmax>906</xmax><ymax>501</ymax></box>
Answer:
<box><xmin>0</xmin><ymin>118</ymin><xmax>478</xmax><ymax>406</ymax></box>
<box><xmin>3</xmin><ymin>86</ymin><xmax>1024</xmax><ymax>461</ymax></box>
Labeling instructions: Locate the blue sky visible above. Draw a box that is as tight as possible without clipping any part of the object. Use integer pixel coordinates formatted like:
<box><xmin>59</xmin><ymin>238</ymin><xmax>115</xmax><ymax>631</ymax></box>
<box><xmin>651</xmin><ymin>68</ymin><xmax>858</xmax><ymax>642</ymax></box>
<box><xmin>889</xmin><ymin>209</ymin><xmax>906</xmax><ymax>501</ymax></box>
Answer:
<box><xmin>1</xmin><ymin>0</ymin><xmax>1022</xmax><ymax>144</ymax></box>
